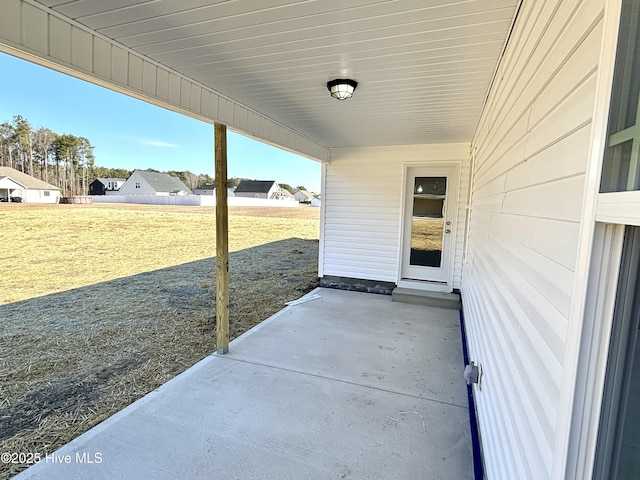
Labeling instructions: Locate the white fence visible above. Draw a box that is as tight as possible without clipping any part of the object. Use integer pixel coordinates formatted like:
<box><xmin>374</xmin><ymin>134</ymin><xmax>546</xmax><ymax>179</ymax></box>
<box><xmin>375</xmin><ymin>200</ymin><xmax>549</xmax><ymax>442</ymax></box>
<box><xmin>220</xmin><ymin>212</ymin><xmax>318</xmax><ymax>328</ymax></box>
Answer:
<box><xmin>84</xmin><ymin>195</ymin><xmax>299</xmax><ymax>208</ymax></box>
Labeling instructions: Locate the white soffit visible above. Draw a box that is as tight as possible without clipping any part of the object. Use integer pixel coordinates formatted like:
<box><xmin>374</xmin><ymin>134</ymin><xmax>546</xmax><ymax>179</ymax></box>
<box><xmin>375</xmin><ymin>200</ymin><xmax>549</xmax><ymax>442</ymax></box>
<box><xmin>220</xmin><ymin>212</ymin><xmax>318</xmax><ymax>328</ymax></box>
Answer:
<box><xmin>35</xmin><ymin>0</ymin><xmax>518</xmax><ymax>148</ymax></box>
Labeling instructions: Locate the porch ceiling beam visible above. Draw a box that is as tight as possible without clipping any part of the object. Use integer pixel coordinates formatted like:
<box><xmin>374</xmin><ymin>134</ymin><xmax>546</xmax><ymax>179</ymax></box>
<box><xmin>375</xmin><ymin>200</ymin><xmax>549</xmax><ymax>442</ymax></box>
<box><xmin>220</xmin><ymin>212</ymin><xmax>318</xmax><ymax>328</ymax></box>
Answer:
<box><xmin>0</xmin><ymin>0</ymin><xmax>329</xmax><ymax>163</ymax></box>
<box><xmin>215</xmin><ymin>123</ymin><xmax>229</xmax><ymax>354</ymax></box>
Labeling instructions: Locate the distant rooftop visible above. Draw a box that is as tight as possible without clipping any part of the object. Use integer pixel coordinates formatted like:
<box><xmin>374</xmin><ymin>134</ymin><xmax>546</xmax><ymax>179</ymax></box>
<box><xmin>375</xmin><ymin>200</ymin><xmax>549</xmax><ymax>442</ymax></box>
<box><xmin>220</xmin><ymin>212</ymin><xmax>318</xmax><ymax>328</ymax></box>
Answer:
<box><xmin>133</xmin><ymin>170</ymin><xmax>192</xmax><ymax>194</ymax></box>
<box><xmin>0</xmin><ymin>166</ymin><xmax>60</xmax><ymax>190</ymax></box>
<box><xmin>234</xmin><ymin>180</ymin><xmax>277</xmax><ymax>194</ymax></box>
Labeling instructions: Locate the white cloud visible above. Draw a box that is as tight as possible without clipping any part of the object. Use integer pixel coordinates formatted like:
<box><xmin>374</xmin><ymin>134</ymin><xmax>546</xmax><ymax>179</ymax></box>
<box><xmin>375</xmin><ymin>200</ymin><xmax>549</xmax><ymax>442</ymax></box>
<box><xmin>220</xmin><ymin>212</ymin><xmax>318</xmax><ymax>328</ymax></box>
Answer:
<box><xmin>140</xmin><ymin>139</ymin><xmax>179</xmax><ymax>148</ymax></box>
<box><xmin>101</xmin><ymin>134</ymin><xmax>180</xmax><ymax>148</ymax></box>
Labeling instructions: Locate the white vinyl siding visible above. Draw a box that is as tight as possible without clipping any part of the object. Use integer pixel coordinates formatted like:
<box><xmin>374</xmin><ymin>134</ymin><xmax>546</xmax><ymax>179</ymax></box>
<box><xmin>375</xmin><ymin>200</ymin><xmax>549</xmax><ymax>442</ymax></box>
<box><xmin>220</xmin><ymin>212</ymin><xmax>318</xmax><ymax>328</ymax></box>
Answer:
<box><xmin>455</xmin><ymin>159</ymin><xmax>471</xmax><ymax>287</ymax></box>
<box><xmin>0</xmin><ymin>0</ymin><xmax>328</xmax><ymax>163</ymax></box>
<box><xmin>462</xmin><ymin>0</ymin><xmax>605</xmax><ymax>479</ymax></box>
<box><xmin>322</xmin><ymin>144</ymin><xmax>469</xmax><ymax>287</ymax></box>
<box><xmin>22</xmin><ymin>189</ymin><xmax>60</xmax><ymax>203</ymax></box>
<box><xmin>118</xmin><ymin>172</ymin><xmax>156</xmax><ymax>196</ymax></box>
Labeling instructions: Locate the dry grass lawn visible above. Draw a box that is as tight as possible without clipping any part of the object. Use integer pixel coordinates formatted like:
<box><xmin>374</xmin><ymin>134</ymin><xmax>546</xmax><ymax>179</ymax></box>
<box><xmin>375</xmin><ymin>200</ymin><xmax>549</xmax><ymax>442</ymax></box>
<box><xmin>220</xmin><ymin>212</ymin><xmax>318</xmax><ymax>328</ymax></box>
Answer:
<box><xmin>0</xmin><ymin>203</ymin><xmax>320</xmax><ymax>479</ymax></box>
<box><xmin>410</xmin><ymin>218</ymin><xmax>444</xmax><ymax>252</ymax></box>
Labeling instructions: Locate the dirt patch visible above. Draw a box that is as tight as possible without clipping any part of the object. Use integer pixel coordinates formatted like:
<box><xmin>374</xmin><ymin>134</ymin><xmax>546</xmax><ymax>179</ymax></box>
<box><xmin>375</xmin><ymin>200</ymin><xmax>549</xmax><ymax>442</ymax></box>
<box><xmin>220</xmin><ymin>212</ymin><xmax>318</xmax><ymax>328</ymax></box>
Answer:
<box><xmin>0</xmin><ymin>203</ymin><xmax>320</xmax><ymax>478</ymax></box>
<box><xmin>1</xmin><ymin>356</ymin><xmax>145</xmax><ymax>440</ymax></box>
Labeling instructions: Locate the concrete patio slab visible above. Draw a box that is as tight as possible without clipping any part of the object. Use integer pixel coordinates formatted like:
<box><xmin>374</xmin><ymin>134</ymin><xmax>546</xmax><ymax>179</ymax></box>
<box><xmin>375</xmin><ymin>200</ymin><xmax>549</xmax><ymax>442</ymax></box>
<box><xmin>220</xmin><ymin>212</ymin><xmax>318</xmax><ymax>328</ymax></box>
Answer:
<box><xmin>16</xmin><ymin>288</ymin><xmax>474</xmax><ymax>480</ymax></box>
<box><xmin>230</xmin><ymin>287</ymin><xmax>467</xmax><ymax>406</ymax></box>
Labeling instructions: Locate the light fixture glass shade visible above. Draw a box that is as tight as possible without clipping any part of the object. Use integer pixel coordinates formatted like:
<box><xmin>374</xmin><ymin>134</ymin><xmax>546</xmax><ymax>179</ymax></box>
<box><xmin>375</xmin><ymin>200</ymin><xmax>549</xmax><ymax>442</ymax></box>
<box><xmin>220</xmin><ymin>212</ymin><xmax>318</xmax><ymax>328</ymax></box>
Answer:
<box><xmin>327</xmin><ymin>79</ymin><xmax>357</xmax><ymax>100</ymax></box>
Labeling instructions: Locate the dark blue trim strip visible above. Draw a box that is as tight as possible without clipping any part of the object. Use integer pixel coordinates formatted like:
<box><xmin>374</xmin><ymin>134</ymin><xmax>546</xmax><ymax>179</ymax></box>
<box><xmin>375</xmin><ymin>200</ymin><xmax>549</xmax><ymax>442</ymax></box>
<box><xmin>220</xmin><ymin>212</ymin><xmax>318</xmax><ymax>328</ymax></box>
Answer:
<box><xmin>459</xmin><ymin>306</ymin><xmax>484</xmax><ymax>480</ymax></box>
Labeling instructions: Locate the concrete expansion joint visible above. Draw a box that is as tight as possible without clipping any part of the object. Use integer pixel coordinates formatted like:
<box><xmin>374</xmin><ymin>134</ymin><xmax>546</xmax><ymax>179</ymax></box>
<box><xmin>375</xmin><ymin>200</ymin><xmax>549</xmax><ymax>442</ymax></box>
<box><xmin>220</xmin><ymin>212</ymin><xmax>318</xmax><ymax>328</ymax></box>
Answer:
<box><xmin>216</xmin><ymin>355</ymin><xmax>468</xmax><ymax>410</ymax></box>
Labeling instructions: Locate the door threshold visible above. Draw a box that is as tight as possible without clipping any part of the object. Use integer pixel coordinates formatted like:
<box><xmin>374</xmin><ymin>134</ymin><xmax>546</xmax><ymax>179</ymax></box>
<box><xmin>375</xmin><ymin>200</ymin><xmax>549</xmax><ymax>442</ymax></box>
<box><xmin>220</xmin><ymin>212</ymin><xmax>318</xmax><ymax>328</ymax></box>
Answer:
<box><xmin>397</xmin><ymin>279</ymin><xmax>451</xmax><ymax>293</ymax></box>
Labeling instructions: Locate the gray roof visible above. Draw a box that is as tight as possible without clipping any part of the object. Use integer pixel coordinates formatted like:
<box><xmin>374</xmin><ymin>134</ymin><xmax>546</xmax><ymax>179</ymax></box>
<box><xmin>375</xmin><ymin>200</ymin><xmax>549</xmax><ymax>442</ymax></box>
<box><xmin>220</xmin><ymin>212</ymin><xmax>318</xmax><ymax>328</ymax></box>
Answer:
<box><xmin>0</xmin><ymin>166</ymin><xmax>61</xmax><ymax>190</ymax></box>
<box><xmin>234</xmin><ymin>180</ymin><xmax>276</xmax><ymax>194</ymax></box>
<box><xmin>96</xmin><ymin>177</ymin><xmax>127</xmax><ymax>184</ymax></box>
<box><xmin>134</xmin><ymin>170</ymin><xmax>192</xmax><ymax>194</ymax></box>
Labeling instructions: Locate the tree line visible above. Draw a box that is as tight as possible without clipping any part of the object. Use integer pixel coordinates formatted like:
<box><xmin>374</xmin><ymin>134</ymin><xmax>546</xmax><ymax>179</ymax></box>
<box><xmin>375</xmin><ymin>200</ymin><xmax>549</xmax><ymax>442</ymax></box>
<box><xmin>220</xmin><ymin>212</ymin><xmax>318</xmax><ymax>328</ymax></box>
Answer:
<box><xmin>0</xmin><ymin>115</ymin><xmax>309</xmax><ymax>196</ymax></box>
<box><xmin>0</xmin><ymin>115</ymin><xmax>95</xmax><ymax>197</ymax></box>
<box><xmin>0</xmin><ymin>115</ymin><xmax>215</xmax><ymax>196</ymax></box>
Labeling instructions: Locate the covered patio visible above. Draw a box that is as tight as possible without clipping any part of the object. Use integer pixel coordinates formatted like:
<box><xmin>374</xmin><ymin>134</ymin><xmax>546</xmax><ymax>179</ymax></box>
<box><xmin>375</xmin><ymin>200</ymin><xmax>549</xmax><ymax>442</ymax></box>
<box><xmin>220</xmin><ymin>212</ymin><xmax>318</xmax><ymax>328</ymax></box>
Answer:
<box><xmin>16</xmin><ymin>288</ymin><xmax>473</xmax><ymax>480</ymax></box>
<box><xmin>7</xmin><ymin>1</ymin><xmax>635</xmax><ymax>477</ymax></box>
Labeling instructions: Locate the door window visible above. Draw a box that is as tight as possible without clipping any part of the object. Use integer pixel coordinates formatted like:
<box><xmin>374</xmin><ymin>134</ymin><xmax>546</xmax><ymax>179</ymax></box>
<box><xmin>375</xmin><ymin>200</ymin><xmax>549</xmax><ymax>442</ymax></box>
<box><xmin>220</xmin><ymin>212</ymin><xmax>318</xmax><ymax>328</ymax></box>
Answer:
<box><xmin>409</xmin><ymin>177</ymin><xmax>446</xmax><ymax>268</ymax></box>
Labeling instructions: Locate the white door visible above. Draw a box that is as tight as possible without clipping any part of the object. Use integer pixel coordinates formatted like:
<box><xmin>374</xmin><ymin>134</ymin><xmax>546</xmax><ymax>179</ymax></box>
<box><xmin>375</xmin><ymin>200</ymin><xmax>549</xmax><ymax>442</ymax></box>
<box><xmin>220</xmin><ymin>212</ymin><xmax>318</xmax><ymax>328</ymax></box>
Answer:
<box><xmin>400</xmin><ymin>165</ymin><xmax>459</xmax><ymax>289</ymax></box>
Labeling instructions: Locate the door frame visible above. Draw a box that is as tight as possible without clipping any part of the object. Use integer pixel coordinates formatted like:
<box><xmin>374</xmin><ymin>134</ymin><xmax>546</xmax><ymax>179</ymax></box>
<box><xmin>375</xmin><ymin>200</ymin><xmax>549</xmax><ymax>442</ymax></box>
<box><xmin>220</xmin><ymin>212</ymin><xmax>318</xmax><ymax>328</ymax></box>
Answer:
<box><xmin>397</xmin><ymin>162</ymin><xmax>460</xmax><ymax>292</ymax></box>
<box><xmin>592</xmin><ymin>225</ymin><xmax>640</xmax><ymax>479</ymax></box>
<box><xmin>565</xmin><ymin>223</ymin><xmax>625</xmax><ymax>480</ymax></box>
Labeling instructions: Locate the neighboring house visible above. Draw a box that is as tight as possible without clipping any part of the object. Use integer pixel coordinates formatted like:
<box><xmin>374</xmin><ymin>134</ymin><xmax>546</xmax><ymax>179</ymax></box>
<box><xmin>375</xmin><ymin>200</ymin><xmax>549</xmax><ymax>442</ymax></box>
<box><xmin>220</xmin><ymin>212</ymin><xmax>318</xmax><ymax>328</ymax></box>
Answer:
<box><xmin>7</xmin><ymin>1</ymin><xmax>640</xmax><ymax>478</ymax></box>
<box><xmin>89</xmin><ymin>177</ymin><xmax>126</xmax><ymax>195</ymax></box>
<box><xmin>118</xmin><ymin>170</ymin><xmax>192</xmax><ymax>196</ymax></box>
<box><xmin>194</xmin><ymin>184</ymin><xmax>236</xmax><ymax>197</ymax></box>
<box><xmin>310</xmin><ymin>196</ymin><xmax>321</xmax><ymax>208</ymax></box>
<box><xmin>0</xmin><ymin>167</ymin><xmax>61</xmax><ymax>203</ymax></box>
<box><xmin>194</xmin><ymin>183</ymin><xmax>214</xmax><ymax>195</ymax></box>
<box><xmin>234</xmin><ymin>180</ymin><xmax>280</xmax><ymax>199</ymax></box>
<box><xmin>279</xmin><ymin>188</ymin><xmax>295</xmax><ymax>200</ymax></box>
<box><xmin>293</xmin><ymin>189</ymin><xmax>313</xmax><ymax>203</ymax></box>
<box><xmin>0</xmin><ymin>175</ymin><xmax>26</xmax><ymax>202</ymax></box>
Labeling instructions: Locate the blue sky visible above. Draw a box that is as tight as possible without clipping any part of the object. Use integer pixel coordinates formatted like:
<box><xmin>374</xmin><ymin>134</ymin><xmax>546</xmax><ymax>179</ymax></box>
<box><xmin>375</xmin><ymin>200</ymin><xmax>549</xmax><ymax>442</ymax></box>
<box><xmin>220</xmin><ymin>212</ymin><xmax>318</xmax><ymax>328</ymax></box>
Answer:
<box><xmin>0</xmin><ymin>53</ymin><xmax>320</xmax><ymax>191</ymax></box>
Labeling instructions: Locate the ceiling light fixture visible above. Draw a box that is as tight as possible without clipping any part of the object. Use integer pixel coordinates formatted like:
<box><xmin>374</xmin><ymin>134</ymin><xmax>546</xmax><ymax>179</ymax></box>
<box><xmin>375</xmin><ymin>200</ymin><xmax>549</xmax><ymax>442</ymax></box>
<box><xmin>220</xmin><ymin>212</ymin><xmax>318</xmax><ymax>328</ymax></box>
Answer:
<box><xmin>327</xmin><ymin>79</ymin><xmax>358</xmax><ymax>100</ymax></box>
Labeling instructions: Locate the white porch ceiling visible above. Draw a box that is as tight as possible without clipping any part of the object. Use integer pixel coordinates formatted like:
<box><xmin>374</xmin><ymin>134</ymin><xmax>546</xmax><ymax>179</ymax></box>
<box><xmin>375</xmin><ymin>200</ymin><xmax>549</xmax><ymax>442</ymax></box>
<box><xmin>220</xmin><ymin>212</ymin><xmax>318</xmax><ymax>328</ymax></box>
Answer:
<box><xmin>34</xmin><ymin>0</ymin><xmax>519</xmax><ymax>149</ymax></box>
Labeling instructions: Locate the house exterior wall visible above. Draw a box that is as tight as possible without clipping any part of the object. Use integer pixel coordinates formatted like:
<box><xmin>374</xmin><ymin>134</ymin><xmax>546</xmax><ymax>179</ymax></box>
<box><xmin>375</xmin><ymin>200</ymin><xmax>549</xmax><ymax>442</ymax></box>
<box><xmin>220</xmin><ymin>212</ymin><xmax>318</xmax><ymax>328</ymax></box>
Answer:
<box><xmin>234</xmin><ymin>184</ymin><xmax>280</xmax><ymax>199</ymax></box>
<box><xmin>234</xmin><ymin>191</ymin><xmax>267</xmax><ymax>199</ymax></box>
<box><xmin>195</xmin><ymin>188</ymin><xmax>236</xmax><ymax>196</ymax></box>
<box><xmin>462</xmin><ymin>0</ymin><xmax>606</xmax><ymax>478</ymax></box>
<box><xmin>118</xmin><ymin>172</ymin><xmax>157</xmax><ymax>195</ymax></box>
<box><xmin>267</xmin><ymin>184</ymin><xmax>279</xmax><ymax>199</ymax></box>
<box><xmin>89</xmin><ymin>180</ymin><xmax>106</xmax><ymax>195</ymax></box>
<box><xmin>0</xmin><ymin>177</ymin><xmax>23</xmax><ymax>190</ymax></box>
<box><xmin>1</xmin><ymin>177</ymin><xmax>60</xmax><ymax>203</ymax></box>
<box><xmin>23</xmin><ymin>189</ymin><xmax>61</xmax><ymax>203</ymax></box>
<box><xmin>293</xmin><ymin>191</ymin><xmax>311</xmax><ymax>202</ymax></box>
<box><xmin>321</xmin><ymin>144</ymin><xmax>470</xmax><ymax>288</ymax></box>
<box><xmin>0</xmin><ymin>177</ymin><xmax>24</xmax><ymax>202</ymax></box>
<box><xmin>109</xmin><ymin>180</ymin><xmax>125</xmax><ymax>191</ymax></box>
